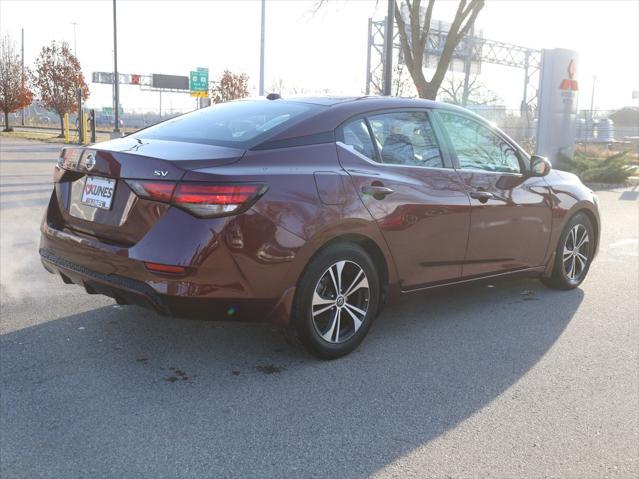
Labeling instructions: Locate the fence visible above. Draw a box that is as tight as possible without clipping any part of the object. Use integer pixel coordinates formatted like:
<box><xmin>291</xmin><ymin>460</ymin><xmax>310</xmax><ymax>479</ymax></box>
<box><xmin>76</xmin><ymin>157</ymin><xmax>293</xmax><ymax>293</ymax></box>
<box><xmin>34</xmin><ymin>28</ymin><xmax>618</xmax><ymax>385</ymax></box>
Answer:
<box><xmin>1</xmin><ymin>102</ymin><xmax>190</xmax><ymax>133</ymax></box>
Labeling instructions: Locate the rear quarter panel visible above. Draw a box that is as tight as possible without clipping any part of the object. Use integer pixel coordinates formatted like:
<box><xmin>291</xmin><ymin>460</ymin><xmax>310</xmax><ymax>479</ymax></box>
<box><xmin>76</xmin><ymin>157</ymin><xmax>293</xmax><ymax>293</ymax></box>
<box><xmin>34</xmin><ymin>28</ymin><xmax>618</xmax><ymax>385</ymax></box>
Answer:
<box><xmin>184</xmin><ymin>143</ymin><xmax>398</xmax><ymax>297</ymax></box>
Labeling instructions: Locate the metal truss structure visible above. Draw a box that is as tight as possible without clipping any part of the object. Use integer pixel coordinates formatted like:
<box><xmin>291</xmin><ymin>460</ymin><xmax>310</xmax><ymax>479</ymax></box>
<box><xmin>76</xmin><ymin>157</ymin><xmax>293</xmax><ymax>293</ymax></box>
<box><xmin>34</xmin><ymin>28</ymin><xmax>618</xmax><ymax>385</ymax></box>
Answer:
<box><xmin>366</xmin><ymin>18</ymin><xmax>541</xmax><ymax>119</ymax></box>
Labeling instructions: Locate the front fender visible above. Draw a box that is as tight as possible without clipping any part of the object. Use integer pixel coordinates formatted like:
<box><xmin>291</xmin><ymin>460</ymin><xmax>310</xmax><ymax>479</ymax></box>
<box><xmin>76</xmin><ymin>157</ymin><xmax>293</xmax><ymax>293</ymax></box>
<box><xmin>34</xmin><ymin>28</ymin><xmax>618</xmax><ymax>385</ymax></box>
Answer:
<box><xmin>544</xmin><ymin>169</ymin><xmax>601</xmax><ymax>263</ymax></box>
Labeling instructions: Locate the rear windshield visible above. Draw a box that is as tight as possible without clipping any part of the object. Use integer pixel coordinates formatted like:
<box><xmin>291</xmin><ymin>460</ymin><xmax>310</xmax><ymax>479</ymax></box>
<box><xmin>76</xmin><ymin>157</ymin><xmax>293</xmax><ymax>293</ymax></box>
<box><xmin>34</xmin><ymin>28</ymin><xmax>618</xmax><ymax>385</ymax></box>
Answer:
<box><xmin>135</xmin><ymin>100</ymin><xmax>322</xmax><ymax>148</ymax></box>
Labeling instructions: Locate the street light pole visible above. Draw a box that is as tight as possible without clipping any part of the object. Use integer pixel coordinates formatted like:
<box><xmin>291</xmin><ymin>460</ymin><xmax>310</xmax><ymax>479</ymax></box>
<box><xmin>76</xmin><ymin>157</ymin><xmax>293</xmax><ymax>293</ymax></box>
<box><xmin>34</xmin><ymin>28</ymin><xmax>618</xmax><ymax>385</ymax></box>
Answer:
<box><xmin>112</xmin><ymin>0</ymin><xmax>120</xmax><ymax>135</ymax></box>
<box><xmin>259</xmin><ymin>0</ymin><xmax>265</xmax><ymax>96</ymax></box>
<box><xmin>72</xmin><ymin>22</ymin><xmax>78</xmax><ymax>56</ymax></box>
<box><xmin>382</xmin><ymin>0</ymin><xmax>394</xmax><ymax>96</ymax></box>
<box><xmin>71</xmin><ymin>21</ymin><xmax>82</xmax><ymax>142</ymax></box>
<box><xmin>21</xmin><ymin>28</ymin><xmax>25</xmax><ymax>126</ymax></box>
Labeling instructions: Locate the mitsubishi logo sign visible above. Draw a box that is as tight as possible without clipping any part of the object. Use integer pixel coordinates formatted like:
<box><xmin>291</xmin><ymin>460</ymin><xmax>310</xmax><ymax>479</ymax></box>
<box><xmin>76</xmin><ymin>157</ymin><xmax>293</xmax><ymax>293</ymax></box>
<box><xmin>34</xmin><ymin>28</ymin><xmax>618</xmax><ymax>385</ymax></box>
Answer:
<box><xmin>536</xmin><ymin>48</ymin><xmax>580</xmax><ymax>165</ymax></box>
<box><xmin>560</xmin><ymin>59</ymin><xmax>579</xmax><ymax>91</ymax></box>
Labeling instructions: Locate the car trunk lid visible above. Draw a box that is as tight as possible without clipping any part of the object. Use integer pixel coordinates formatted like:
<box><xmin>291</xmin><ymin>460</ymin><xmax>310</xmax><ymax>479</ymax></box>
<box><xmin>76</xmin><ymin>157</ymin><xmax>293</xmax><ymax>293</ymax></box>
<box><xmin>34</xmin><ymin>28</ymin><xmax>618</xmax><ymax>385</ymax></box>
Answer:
<box><xmin>54</xmin><ymin>139</ymin><xmax>245</xmax><ymax>244</ymax></box>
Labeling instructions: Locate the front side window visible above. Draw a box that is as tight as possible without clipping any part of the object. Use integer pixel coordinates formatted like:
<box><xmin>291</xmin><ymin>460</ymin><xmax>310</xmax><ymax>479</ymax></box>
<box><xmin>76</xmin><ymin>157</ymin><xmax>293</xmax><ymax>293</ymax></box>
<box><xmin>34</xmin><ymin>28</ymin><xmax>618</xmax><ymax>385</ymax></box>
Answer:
<box><xmin>438</xmin><ymin>112</ymin><xmax>521</xmax><ymax>173</ymax></box>
<box><xmin>135</xmin><ymin>100</ymin><xmax>322</xmax><ymax>148</ymax></box>
<box><xmin>367</xmin><ymin>111</ymin><xmax>444</xmax><ymax>168</ymax></box>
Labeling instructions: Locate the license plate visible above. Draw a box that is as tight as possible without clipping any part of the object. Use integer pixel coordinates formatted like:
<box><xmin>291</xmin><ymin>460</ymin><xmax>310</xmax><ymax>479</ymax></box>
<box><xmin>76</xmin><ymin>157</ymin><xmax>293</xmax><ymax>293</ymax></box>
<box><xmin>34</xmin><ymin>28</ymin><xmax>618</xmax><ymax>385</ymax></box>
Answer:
<box><xmin>81</xmin><ymin>176</ymin><xmax>116</xmax><ymax>210</ymax></box>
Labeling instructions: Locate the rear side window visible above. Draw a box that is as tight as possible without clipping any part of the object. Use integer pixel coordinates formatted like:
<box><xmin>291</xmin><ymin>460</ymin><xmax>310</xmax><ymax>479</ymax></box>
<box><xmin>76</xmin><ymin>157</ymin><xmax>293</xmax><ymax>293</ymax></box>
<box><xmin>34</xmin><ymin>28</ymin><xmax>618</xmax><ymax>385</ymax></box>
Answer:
<box><xmin>342</xmin><ymin>118</ymin><xmax>377</xmax><ymax>161</ymax></box>
<box><xmin>367</xmin><ymin>111</ymin><xmax>443</xmax><ymax>168</ymax></box>
<box><xmin>136</xmin><ymin>100</ymin><xmax>322</xmax><ymax>148</ymax></box>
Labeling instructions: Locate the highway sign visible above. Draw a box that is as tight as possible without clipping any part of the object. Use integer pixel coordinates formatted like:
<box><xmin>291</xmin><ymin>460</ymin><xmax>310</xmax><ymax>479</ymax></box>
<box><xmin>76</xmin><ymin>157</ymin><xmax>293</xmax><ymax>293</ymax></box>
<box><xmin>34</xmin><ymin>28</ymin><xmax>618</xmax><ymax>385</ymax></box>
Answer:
<box><xmin>101</xmin><ymin>106</ymin><xmax>124</xmax><ymax>115</ymax></box>
<box><xmin>92</xmin><ymin>72</ymin><xmax>141</xmax><ymax>85</ymax></box>
<box><xmin>190</xmin><ymin>68</ymin><xmax>209</xmax><ymax>94</ymax></box>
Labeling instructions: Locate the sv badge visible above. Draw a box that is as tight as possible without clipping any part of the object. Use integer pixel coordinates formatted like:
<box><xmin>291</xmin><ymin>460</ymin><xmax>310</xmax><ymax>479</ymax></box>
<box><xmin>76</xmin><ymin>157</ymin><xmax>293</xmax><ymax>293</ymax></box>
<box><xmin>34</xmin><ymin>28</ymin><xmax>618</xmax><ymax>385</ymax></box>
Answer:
<box><xmin>154</xmin><ymin>170</ymin><xmax>169</xmax><ymax>177</ymax></box>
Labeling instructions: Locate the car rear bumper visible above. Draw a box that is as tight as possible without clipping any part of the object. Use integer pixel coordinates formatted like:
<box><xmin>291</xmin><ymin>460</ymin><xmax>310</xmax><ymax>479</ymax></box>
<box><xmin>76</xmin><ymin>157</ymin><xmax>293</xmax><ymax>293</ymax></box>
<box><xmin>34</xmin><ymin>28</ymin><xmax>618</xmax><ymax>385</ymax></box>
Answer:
<box><xmin>39</xmin><ymin>218</ymin><xmax>296</xmax><ymax>324</ymax></box>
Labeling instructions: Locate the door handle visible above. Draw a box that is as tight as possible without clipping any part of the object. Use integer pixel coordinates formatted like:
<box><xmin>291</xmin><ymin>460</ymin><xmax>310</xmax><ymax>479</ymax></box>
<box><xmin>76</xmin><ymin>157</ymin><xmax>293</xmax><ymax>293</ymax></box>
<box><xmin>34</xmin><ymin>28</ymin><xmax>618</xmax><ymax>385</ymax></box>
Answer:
<box><xmin>362</xmin><ymin>185</ymin><xmax>394</xmax><ymax>198</ymax></box>
<box><xmin>469</xmin><ymin>190</ymin><xmax>494</xmax><ymax>203</ymax></box>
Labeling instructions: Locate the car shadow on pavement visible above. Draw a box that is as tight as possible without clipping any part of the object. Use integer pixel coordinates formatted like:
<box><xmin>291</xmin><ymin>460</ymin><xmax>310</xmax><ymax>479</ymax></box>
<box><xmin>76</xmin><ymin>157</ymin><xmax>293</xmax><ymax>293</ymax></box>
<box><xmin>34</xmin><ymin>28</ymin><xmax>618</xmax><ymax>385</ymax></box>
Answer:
<box><xmin>1</xmin><ymin>278</ymin><xmax>582</xmax><ymax>478</ymax></box>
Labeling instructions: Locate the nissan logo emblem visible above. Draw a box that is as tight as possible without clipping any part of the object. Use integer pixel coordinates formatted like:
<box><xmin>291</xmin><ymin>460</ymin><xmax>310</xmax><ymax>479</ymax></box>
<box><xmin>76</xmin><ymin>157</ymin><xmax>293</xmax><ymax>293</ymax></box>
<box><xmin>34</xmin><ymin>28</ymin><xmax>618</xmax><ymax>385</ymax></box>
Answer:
<box><xmin>85</xmin><ymin>154</ymin><xmax>96</xmax><ymax>171</ymax></box>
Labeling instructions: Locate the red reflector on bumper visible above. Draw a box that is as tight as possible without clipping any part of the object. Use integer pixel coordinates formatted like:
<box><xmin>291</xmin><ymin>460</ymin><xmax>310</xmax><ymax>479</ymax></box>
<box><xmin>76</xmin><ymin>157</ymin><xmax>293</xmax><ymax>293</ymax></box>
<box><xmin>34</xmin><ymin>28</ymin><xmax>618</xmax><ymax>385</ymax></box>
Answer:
<box><xmin>144</xmin><ymin>262</ymin><xmax>186</xmax><ymax>274</ymax></box>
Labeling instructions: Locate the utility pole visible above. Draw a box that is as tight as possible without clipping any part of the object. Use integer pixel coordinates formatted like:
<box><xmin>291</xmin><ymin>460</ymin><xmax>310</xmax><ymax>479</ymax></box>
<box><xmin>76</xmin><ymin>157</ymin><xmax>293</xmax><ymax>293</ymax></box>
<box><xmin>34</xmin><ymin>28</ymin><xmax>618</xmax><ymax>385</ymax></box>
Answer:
<box><xmin>72</xmin><ymin>22</ymin><xmax>78</xmax><ymax>56</ymax></box>
<box><xmin>20</xmin><ymin>28</ymin><xmax>25</xmax><ymax>126</ymax></box>
<box><xmin>112</xmin><ymin>0</ymin><xmax>120</xmax><ymax>135</ymax></box>
<box><xmin>382</xmin><ymin>0</ymin><xmax>394</xmax><ymax>96</ymax></box>
<box><xmin>72</xmin><ymin>22</ymin><xmax>81</xmax><ymax>142</ymax></box>
<box><xmin>259</xmin><ymin>0</ymin><xmax>265</xmax><ymax>96</ymax></box>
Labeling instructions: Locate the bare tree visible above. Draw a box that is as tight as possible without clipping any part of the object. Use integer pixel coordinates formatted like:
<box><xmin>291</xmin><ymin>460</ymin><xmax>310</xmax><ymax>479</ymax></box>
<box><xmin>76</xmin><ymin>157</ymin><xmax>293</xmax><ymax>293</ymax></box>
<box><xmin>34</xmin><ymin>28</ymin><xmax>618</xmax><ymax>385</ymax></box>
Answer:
<box><xmin>211</xmin><ymin>71</ymin><xmax>249</xmax><ymax>104</ymax></box>
<box><xmin>269</xmin><ymin>78</ymin><xmax>288</xmax><ymax>95</ymax></box>
<box><xmin>316</xmin><ymin>1</ymin><xmax>484</xmax><ymax>100</ymax></box>
<box><xmin>32</xmin><ymin>41</ymin><xmax>89</xmax><ymax>136</ymax></box>
<box><xmin>0</xmin><ymin>35</ymin><xmax>33</xmax><ymax>132</ymax></box>
<box><xmin>395</xmin><ymin>0</ymin><xmax>484</xmax><ymax>99</ymax></box>
<box><xmin>438</xmin><ymin>74</ymin><xmax>499</xmax><ymax>105</ymax></box>
<box><xmin>372</xmin><ymin>62</ymin><xmax>415</xmax><ymax>97</ymax></box>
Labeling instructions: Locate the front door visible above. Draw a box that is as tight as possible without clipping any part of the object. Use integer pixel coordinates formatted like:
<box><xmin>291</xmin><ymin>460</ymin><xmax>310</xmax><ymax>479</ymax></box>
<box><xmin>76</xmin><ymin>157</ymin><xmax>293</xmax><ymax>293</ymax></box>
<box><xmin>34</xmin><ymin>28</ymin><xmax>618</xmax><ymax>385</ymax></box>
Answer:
<box><xmin>336</xmin><ymin>110</ymin><xmax>471</xmax><ymax>290</ymax></box>
<box><xmin>435</xmin><ymin>111</ymin><xmax>553</xmax><ymax>277</ymax></box>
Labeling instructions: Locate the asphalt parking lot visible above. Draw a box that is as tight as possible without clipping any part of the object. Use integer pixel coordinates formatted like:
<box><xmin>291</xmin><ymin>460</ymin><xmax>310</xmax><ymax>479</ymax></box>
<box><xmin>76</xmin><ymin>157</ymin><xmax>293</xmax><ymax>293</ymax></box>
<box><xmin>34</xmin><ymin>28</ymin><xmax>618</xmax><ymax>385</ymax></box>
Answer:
<box><xmin>1</xmin><ymin>137</ymin><xmax>637</xmax><ymax>478</ymax></box>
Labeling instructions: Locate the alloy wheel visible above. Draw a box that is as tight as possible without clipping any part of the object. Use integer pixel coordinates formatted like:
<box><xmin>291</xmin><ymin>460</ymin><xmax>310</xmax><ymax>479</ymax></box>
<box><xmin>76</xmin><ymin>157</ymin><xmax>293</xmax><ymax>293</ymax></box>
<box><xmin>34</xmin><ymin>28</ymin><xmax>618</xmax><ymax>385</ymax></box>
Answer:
<box><xmin>562</xmin><ymin>224</ymin><xmax>590</xmax><ymax>281</ymax></box>
<box><xmin>311</xmin><ymin>260</ymin><xmax>370</xmax><ymax>344</ymax></box>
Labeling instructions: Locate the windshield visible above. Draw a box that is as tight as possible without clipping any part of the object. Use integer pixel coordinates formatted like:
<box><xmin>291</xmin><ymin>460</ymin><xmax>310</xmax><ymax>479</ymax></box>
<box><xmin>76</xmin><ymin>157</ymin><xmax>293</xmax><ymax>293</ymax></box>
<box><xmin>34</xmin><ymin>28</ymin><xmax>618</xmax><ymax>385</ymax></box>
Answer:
<box><xmin>135</xmin><ymin>100</ymin><xmax>322</xmax><ymax>148</ymax></box>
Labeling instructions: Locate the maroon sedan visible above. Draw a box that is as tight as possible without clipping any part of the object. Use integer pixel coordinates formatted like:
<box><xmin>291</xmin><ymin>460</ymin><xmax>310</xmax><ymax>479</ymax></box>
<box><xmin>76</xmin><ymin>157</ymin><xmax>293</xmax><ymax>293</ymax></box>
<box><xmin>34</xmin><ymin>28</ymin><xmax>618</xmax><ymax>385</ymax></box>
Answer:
<box><xmin>40</xmin><ymin>97</ymin><xmax>600</xmax><ymax>358</ymax></box>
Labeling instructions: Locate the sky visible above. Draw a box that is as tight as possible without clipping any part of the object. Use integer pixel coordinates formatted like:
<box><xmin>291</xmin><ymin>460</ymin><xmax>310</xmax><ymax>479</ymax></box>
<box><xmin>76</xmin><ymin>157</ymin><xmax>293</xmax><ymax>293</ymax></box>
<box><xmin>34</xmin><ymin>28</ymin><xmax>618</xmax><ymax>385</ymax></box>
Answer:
<box><xmin>1</xmin><ymin>0</ymin><xmax>638</xmax><ymax>114</ymax></box>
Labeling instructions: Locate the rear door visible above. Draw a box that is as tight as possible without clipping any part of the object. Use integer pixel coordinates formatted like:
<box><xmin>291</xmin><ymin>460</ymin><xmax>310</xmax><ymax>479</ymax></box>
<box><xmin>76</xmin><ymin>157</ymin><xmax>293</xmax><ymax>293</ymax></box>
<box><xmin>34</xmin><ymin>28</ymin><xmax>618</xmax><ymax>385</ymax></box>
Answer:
<box><xmin>434</xmin><ymin>110</ymin><xmax>553</xmax><ymax>277</ymax></box>
<box><xmin>336</xmin><ymin>110</ymin><xmax>471</xmax><ymax>290</ymax></box>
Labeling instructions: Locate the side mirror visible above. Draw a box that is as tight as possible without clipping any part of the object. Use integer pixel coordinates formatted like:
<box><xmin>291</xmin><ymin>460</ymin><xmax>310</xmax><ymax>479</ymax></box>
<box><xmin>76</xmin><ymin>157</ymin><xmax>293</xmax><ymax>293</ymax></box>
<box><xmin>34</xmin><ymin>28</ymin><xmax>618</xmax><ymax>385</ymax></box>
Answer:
<box><xmin>529</xmin><ymin>155</ymin><xmax>552</xmax><ymax>177</ymax></box>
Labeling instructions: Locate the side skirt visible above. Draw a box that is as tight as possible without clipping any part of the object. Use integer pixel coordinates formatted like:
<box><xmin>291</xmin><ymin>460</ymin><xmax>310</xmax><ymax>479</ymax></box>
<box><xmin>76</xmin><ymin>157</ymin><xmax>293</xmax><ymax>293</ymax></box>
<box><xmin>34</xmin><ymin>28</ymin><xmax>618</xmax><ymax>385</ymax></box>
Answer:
<box><xmin>399</xmin><ymin>266</ymin><xmax>547</xmax><ymax>295</ymax></box>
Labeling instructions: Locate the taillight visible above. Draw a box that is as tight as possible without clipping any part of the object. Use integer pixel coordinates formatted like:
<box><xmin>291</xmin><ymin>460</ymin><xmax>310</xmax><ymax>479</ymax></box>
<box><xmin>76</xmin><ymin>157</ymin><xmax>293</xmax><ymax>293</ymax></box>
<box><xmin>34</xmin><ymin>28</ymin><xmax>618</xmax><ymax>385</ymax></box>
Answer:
<box><xmin>172</xmin><ymin>183</ymin><xmax>264</xmax><ymax>217</ymax></box>
<box><xmin>127</xmin><ymin>180</ymin><xmax>176</xmax><ymax>202</ymax></box>
<box><xmin>125</xmin><ymin>180</ymin><xmax>266</xmax><ymax>218</ymax></box>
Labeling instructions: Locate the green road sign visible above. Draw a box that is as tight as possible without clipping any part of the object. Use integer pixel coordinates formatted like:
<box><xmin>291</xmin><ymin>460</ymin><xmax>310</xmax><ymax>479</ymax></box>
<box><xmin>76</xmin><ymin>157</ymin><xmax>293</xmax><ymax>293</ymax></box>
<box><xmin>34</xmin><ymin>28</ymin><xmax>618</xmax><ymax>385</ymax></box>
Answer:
<box><xmin>190</xmin><ymin>68</ymin><xmax>209</xmax><ymax>93</ymax></box>
<box><xmin>101</xmin><ymin>106</ymin><xmax>124</xmax><ymax>115</ymax></box>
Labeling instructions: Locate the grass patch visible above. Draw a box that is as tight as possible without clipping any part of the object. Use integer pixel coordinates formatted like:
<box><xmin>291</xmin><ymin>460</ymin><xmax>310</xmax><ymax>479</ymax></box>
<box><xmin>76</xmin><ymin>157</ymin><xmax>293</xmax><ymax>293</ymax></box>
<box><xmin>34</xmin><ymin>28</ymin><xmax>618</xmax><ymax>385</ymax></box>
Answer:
<box><xmin>0</xmin><ymin>130</ymin><xmax>65</xmax><ymax>143</ymax></box>
<box><xmin>0</xmin><ymin>129</ymin><xmax>111</xmax><ymax>144</ymax></box>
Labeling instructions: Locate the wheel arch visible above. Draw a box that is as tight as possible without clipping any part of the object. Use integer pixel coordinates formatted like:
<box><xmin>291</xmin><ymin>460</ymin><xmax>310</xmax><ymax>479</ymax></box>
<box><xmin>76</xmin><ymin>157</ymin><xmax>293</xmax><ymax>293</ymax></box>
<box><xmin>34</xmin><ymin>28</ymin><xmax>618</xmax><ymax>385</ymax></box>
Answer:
<box><xmin>559</xmin><ymin>201</ymin><xmax>600</xmax><ymax>259</ymax></box>
<box><xmin>573</xmin><ymin>207</ymin><xmax>600</xmax><ymax>259</ymax></box>
<box><xmin>293</xmin><ymin>232</ymin><xmax>392</xmax><ymax>314</ymax></box>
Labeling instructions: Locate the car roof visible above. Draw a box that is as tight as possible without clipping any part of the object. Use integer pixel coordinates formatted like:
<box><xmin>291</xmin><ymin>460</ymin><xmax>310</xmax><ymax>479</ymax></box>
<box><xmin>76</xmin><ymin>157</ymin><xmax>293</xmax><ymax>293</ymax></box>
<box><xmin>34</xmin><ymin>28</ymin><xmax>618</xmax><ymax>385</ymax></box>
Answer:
<box><xmin>260</xmin><ymin>95</ymin><xmax>474</xmax><ymax>144</ymax></box>
<box><xmin>279</xmin><ymin>96</ymin><xmax>367</xmax><ymax>106</ymax></box>
<box><xmin>276</xmin><ymin>95</ymin><xmax>439</xmax><ymax>108</ymax></box>
<box><xmin>274</xmin><ymin>95</ymin><xmax>477</xmax><ymax>117</ymax></box>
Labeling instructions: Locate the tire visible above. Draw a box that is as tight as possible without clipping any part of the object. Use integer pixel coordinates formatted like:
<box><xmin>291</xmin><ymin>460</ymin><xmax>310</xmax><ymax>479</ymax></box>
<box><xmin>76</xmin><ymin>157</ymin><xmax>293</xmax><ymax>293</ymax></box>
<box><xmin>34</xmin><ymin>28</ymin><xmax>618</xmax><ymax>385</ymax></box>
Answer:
<box><xmin>289</xmin><ymin>242</ymin><xmax>380</xmax><ymax>359</ymax></box>
<box><xmin>541</xmin><ymin>212</ymin><xmax>595</xmax><ymax>290</ymax></box>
